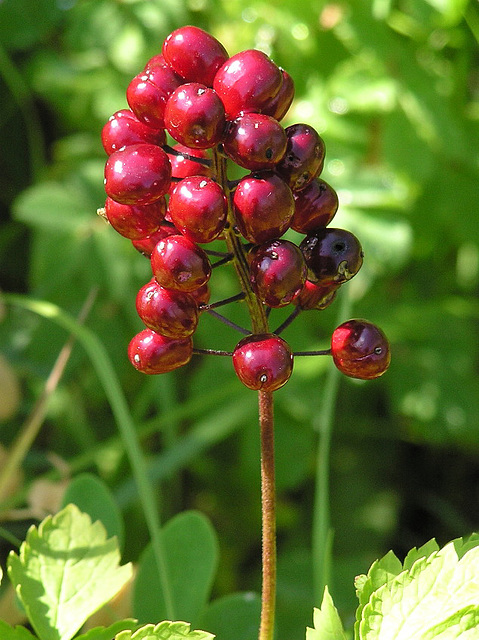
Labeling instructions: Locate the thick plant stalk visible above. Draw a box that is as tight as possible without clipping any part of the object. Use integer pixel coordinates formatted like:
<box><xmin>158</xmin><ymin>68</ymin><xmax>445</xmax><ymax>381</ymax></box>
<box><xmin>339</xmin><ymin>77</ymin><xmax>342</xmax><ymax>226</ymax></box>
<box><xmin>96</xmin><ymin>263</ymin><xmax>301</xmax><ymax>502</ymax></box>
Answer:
<box><xmin>259</xmin><ymin>390</ymin><xmax>276</xmax><ymax>640</ymax></box>
<box><xmin>213</xmin><ymin>148</ymin><xmax>277</xmax><ymax>640</ymax></box>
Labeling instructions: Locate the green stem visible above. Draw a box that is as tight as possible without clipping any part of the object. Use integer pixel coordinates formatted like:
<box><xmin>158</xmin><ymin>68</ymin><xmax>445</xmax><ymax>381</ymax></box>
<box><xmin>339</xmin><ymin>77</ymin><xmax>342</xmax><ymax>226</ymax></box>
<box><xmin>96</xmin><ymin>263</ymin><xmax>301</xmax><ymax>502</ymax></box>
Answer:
<box><xmin>0</xmin><ymin>44</ymin><xmax>46</xmax><ymax>182</ymax></box>
<box><xmin>312</xmin><ymin>288</ymin><xmax>353</xmax><ymax>602</ymax></box>
<box><xmin>0</xmin><ymin>293</ymin><xmax>177</xmax><ymax>620</ymax></box>
<box><xmin>0</xmin><ymin>288</ymin><xmax>97</xmax><ymax>503</ymax></box>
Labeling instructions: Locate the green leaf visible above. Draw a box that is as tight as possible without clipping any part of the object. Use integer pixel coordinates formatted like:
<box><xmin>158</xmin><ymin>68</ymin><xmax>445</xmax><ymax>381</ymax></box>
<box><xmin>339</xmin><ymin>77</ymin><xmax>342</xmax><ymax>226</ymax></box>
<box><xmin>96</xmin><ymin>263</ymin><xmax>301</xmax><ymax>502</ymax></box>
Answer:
<box><xmin>199</xmin><ymin>592</ymin><xmax>261</xmax><ymax>640</ymax></box>
<box><xmin>115</xmin><ymin>621</ymin><xmax>215</xmax><ymax>640</ymax></box>
<box><xmin>76</xmin><ymin>619</ymin><xmax>138</xmax><ymax>640</ymax></box>
<box><xmin>403</xmin><ymin>539</ymin><xmax>440</xmax><ymax>570</ymax></box>
<box><xmin>354</xmin><ymin>549</ymin><xmax>403</xmax><ymax>609</ymax></box>
<box><xmin>356</xmin><ymin>537</ymin><xmax>479</xmax><ymax>639</ymax></box>
<box><xmin>306</xmin><ymin>586</ymin><xmax>347</xmax><ymax>640</ymax></box>
<box><xmin>7</xmin><ymin>504</ymin><xmax>133</xmax><ymax>640</ymax></box>
<box><xmin>61</xmin><ymin>472</ymin><xmax>125</xmax><ymax>551</ymax></box>
<box><xmin>13</xmin><ymin>182</ymin><xmax>95</xmax><ymax>234</ymax></box>
<box><xmin>133</xmin><ymin>511</ymin><xmax>219</xmax><ymax>626</ymax></box>
<box><xmin>0</xmin><ymin>621</ymin><xmax>38</xmax><ymax>640</ymax></box>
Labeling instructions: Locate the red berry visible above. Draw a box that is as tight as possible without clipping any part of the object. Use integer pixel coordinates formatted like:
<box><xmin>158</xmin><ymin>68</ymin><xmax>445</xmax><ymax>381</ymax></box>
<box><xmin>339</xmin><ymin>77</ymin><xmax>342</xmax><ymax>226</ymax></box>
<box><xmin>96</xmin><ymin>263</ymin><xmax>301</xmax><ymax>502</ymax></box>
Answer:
<box><xmin>143</xmin><ymin>54</ymin><xmax>169</xmax><ymax>72</ymax></box>
<box><xmin>162</xmin><ymin>25</ymin><xmax>229</xmax><ymax>87</ymax></box>
<box><xmin>128</xmin><ymin>328</ymin><xmax>193</xmax><ymax>374</ymax></box>
<box><xmin>249</xmin><ymin>239</ymin><xmax>307</xmax><ymax>308</ymax></box>
<box><xmin>127</xmin><ymin>66</ymin><xmax>182</xmax><ymax>129</ymax></box>
<box><xmin>104</xmin><ymin>143</ymin><xmax>171</xmax><ymax>205</ymax></box>
<box><xmin>299</xmin><ymin>228</ymin><xmax>363</xmax><ymax>285</ymax></box>
<box><xmin>331</xmin><ymin>320</ymin><xmax>391</xmax><ymax>380</ymax></box>
<box><xmin>164</xmin><ymin>83</ymin><xmax>226</xmax><ymax>149</ymax></box>
<box><xmin>189</xmin><ymin>282</ymin><xmax>211</xmax><ymax>306</ymax></box>
<box><xmin>136</xmin><ymin>279</ymin><xmax>198</xmax><ymax>338</ymax></box>
<box><xmin>275</xmin><ymin>123</ymin><xmax>325</xmax><ymax>191</ymax></box>
<box><xmin>262</xmin><ymin>69</ymin><xmax>295</xmax><ymax>121</ymax></box>
<box><xmin>291</xmin><ymin>178</ymin><xmax>338</xmax><ymax>233</ymax></box>
<box><xmin>101</xmin><ymin>109</ymin><xmax>166</xmax><ymax>155</ymax></box>
<box><xmin>223</xmin><ymin>113</ymin><xmax>287</xmax><ymax>171</ymax></box>
<box><xmin>233</xmin><ymin>171</ymin><xmax>294</xmax><ymax>244</ymax></box>
<box><xmin>233</xmin><ymin>334</ymin><xmax>293</xmax><ymax>391</ymax></box>
<box><xmin>292</xmin><ymin>280</ymin><xmax>339</xmax><ymax>310</ymax></box>
<box><xmin>151</xmin><ymin>234</ymin><xmax>212</xmax><ymax>291</ymax></box>
<box><xmin>168</xmin><ymin>176</ymin><xmax>227</xmax><ymax>243</ymax></box>
<box><xmin>104</xmin><ymin>196</ymin><xmax>166</xmax><ymax>240</ymax></box>
<box><xmin>131</xmin><ymin>222</ymin><xmax>178</xmax><ymax>257</ymax></box>
<box><xmin>213</xmin><ymin>49</ymin><xmax>283</xmax><ymax>119</ymax></box>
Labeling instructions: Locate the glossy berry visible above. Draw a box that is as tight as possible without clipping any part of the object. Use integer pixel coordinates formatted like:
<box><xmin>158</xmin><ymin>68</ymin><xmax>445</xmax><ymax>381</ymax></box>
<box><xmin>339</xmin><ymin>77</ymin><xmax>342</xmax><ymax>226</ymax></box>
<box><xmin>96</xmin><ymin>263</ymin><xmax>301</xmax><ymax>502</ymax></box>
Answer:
<box><xmin>276</xmin><ymin>123</ymin><xmax>325</xmax><ymax>191</ymax></box>
<box><xmin>249</xmin><ymin>239</ymin><xmax>307</xmax><ymax>308</ymax></box>
<box><xmin>232</xmin><ymin>334</ymin><xmax>293</xmax><ymax>391</ymax></box>
<box><xmin>131</xmin><ymin>222</ymin><xmax>178</xmax><ymax>257</ymax></box>
<box><xmin>213</xmin><ymin>49</ymin><xmax>283</xmax><ymax>119</ymax></box>
<box><xmin>162</xmin><ymin>25</ymin><xmax>228</xmax><ymax>87</ymax></box>
<box><xmin>104</xmin><ymin>143</ymin><xmax>171</xmax><ymax>205</ymax></box>
<box><xmin>101</xmin><ymin>109</ymin><xmax>166</xmax><ymax>155</ymax></box>
<box><xmin>300</xmin><ymin>227</ymin><xmax>363</xmax><ymax>285</ymax></box>
<box><xmin>164</xmin><ymin>83</ymin><xmax>226</xmax><ymax>149</ymax></box>
<box><xmin>331</xmin><ymin>320</ymin><xmax>391</xmax><ymax>380</ymax></box>
<box><xmin>223</xmin><ymin>113</ymin><xmax>287</xmax><ymax>171</ymax></box>
<box><xmin>189</xmin><ymin>282</ymin><xmax>211</xmax><ymax>306</ymax></box>
<box><xmin>128</xmin><ymin>328</ymin><xmax>193</xmax><ymax>374</ymax></box>
<box><xmin>104</xmin><ymin>196</ymin><xmax>166</xmax><ymax>240</ymax></box>
<box><xmin>169</xmin><ymin>176</ymin><xmax>227</xmax><ymax>243</ymax></box>
<box><xmin>168</xmin><ymin>144</ymin><xmax>211</xmax><ymax>180</ymax></box>
<box><xmin>291</xmin><ymin>178</ymin><xmax>338</xmax><ymax>233</ymax></box>
<box><xmin>143</xmin><ymin>53</ymin><xmax>169</xmax><ymax>72</ymax></box>
<box><xmin>151</xmin><ymin>234</ymin><xmax>212</xmax><ymax>292</ymax></box>
<box><xmin>127</xmin><ymin>65</ymin><xmax>182</xmax><ymax>129</ymax></box>
<box><xmin>262</xmin><ymin>69</ymin><xmax>295</xmax><ymax>121</ymax></box>
<box><xmin>136</xmin><ymin>279</ymin><xmax>198</xmax><ymax>338</ymax></box>
<box><xmin>233</xmin><ymin>171</ymin><xmax>294</xmax><ymax>244</ymax></box>
<box><xmin>292</xmin><ymin>280</ymin><xmax>339</xmax><ymax>310</ymax></box>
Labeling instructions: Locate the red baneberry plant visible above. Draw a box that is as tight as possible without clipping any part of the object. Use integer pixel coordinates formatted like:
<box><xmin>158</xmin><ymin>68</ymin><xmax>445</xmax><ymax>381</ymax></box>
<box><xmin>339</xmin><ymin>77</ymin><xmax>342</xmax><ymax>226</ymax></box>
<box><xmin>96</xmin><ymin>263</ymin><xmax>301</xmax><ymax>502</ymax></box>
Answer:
<box><xmin>99</xmin><ymin>25</ymin><xmax>391</xmax><ymax>640</ymax></box>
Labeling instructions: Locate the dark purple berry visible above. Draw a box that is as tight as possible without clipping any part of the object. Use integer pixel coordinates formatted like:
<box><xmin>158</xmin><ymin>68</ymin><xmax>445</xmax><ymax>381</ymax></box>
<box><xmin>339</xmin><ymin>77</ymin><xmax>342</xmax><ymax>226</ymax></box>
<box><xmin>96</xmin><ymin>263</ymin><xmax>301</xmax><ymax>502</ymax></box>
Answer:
<box><xmin>299</xmin><ymin>227</ymin><xmax>363</xmax><ymax>285</ymax></box>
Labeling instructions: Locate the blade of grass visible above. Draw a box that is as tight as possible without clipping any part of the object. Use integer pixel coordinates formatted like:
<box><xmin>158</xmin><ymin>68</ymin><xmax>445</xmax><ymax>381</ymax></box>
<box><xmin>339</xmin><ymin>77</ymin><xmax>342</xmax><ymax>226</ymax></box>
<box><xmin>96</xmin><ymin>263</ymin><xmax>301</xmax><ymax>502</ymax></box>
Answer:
<box><xmin>0</xmin><ymin>293</ymin><xmax>176</xmax><ymax>620</ymax></box>
<box><xmin>0</xmin><ymin>287</ymin><xmax>98</xmax><ymax>503</ymax></box>
<box><xmin>311</xmin><ymin>287</ymin><xmax>353</xmax><ymax>603</ymax></box>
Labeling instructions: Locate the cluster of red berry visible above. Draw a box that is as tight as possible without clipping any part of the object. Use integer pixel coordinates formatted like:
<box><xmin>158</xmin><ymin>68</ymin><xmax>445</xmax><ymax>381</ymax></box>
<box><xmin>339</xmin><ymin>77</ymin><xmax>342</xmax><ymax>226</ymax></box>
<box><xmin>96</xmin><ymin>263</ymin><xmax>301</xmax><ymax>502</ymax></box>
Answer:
<box><xmin>100</xmin><ymin>25</ymin><xmax>390</xmax><ymax>390</ymax></box>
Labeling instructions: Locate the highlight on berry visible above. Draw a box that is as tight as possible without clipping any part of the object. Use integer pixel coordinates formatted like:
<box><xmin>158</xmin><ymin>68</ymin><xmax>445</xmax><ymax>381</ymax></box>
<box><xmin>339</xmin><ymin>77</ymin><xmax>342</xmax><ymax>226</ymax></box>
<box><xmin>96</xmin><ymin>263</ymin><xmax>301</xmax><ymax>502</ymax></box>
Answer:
<box><xmin>99</xmin><ymin>25</ymin><xmax>390</xmax><ymax>387</ymax></box>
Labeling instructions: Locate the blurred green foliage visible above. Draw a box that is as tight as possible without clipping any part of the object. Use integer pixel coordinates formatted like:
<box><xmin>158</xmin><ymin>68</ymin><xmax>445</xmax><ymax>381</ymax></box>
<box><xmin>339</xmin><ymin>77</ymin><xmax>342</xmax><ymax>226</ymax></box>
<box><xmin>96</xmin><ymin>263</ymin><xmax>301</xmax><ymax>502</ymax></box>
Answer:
<box><xmin>0</xmin><ymin>0</ymin><xmax>478</xmax><ymax>638</ymax></box>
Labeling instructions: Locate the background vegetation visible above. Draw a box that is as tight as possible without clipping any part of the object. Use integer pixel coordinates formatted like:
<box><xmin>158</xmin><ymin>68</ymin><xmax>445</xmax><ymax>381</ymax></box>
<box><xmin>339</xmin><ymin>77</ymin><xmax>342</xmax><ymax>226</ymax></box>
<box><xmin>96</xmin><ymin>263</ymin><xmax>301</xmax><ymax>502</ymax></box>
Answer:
<box><xmin>0</xmin><ymin>0</ymin><xmax>478</xmax><ymax>637</ymax></box>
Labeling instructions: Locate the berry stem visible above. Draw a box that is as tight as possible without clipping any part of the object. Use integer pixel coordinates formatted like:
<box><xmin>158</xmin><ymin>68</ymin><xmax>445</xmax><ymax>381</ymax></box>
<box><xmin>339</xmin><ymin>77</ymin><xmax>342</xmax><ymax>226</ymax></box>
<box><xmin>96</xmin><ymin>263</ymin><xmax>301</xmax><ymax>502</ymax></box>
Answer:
<box><xmin>162</xmin><ymin>143</ymin><xmax>213</xmax><ymax>167</ymax></box>
<box><xmin>212</xmin><ymin>148</ymin><xmax>269</xmax><ymax>335</ymax></box>
<box><xmin>258</xmin><ymin>389</ymin><xmax>276</xmax><ymax>640</ymax></box>
<box><xmin>273</xmin><ymin>306</ymin><xmax>302</xmax><ymax>335</ymax></box>
<box><xmin>200</xmin><ymin>291</ymin><xmax>245</xmax><ymax>311</ymax></box>
<box><xmin>205</xmin><ymin>309</ymin><xmax>251</xmax><ymax>335</ymax></box>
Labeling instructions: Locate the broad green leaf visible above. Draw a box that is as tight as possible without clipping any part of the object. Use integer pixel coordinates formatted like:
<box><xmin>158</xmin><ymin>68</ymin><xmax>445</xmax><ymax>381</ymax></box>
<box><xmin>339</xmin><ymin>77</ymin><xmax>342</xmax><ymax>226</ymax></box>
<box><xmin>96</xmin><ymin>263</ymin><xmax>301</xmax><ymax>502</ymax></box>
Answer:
<box><xmin>76</xmin><ymin>619</ymin><xmax>138</xmax><ymax>640</ymax></box>
<box><xmin>0</xmin><ymin>621</ymin><xmax>38</xmax><ymax>640</ymax></box>
<box><xmin>355</xmin><ymin>550</ymin><xmax>403</xmax><ymax>608</ymax></box>
<box><xmin>357</xmin><ymin>537</ymin><xmax>479</xmax><ymax>639</ymax></box>
<box><xmin>306</xmin><ymin>586</ymin><xmax>347</xmax><ymax>640</ymax></box>
<box><xmin>133</xmin><ymin>511</ymin><xmax>219</xmax><ymax>626</ymax></box>
<box><xmin>199</xmin><ymin>592</ymin><xmax>261</xmax><ymax>640</ymax></box>
<box><xmin>403</xmin><ymin>539</ymin><xmax>440</xmax><ymax>570</ymax></box>
<box><xmin>13</xmin><ymin>182</ymin><xmax>94</xmax><ymax>233</ymax></box>
<box><xmin>7</xmin><ymin>504</ymin><xmax>133</xmax><ymax>640</ymax></box>
<box><xmin>115</xmin><ymin>621</ymin><xmax>215</xmax><ymax>640</ymax></box>
<box><xmin>61</xmin><ymin>472</ymin><xmax>125</xmax><ymax>551</ymax></box>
